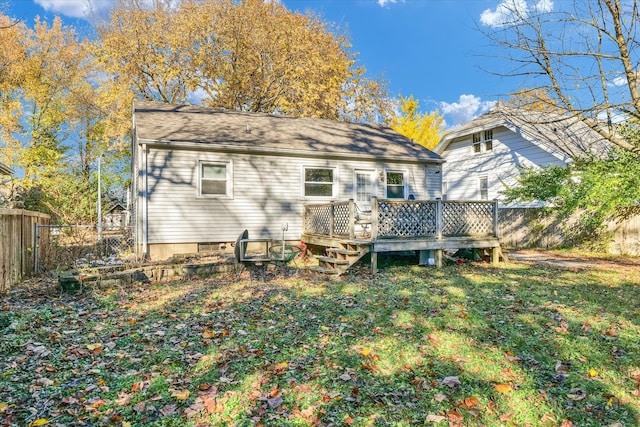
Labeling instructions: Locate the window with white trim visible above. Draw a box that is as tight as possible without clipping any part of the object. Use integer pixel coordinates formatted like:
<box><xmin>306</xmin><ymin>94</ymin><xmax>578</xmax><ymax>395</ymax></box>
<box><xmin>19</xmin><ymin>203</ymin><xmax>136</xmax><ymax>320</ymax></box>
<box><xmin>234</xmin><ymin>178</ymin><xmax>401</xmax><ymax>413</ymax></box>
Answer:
<box><xmin>385</xmin><ymin>170</ymin><xmax>407</xmax><ymax>199</ymax></box>
<box><xmin>479</xmin><ymin>176</ymin><xmax>488</xmax><ymax>200</ymax></box>
<box><xmin>484</xmin><ymin>129</ymin><xmax>493</xmax><ymax>151</ymax></box>
<box><xmin>473</xmin><ymin>132</ymin><xmax>482</xmax><ymax>153</ymax></box>
<box><xmin>303</xmin><ymin>167</ymin><xmax>336</xmax><ymax>198</ymax></box>
<box><xmin>442</xmin><ymin>181</ymin><xmax>448</xmax><ymax>199</ymax></box>
<box><xmin>472</xmin><ymin>129</ymin><xmax>494</xmax><ymax>153</ymax></box>
<box><xmin>199</xmin><ymin>161</ymin><xmax>232</xmax><ymax>197</ymax></box>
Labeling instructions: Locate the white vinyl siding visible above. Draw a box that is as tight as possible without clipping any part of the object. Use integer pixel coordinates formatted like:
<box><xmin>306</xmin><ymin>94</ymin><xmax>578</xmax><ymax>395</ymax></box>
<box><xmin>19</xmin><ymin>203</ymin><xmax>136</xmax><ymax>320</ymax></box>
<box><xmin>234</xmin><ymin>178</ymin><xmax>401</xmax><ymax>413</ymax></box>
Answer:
<box><xmin>141</xmin><ymin>148</ymin><xmax>441</xmax><ymax>244</ymax></box>
<box><xmin>440</xmin><ymin>126</ymin><xmax>568</xmax><ymax>202</ymax></box>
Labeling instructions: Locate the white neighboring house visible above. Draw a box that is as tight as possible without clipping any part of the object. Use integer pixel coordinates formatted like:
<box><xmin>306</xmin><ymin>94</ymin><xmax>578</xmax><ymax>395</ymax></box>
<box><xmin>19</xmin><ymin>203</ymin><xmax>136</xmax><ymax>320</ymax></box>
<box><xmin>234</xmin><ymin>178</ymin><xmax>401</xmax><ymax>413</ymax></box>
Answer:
<box><xmin>0</xmin><ymin>161</ymin><xmax>13</xmax><ymax>207</ymax></box>
<box><xmin>433</xmin><ymin>107</ymin><xmax>609</xmax><ymax>205</ymax></box>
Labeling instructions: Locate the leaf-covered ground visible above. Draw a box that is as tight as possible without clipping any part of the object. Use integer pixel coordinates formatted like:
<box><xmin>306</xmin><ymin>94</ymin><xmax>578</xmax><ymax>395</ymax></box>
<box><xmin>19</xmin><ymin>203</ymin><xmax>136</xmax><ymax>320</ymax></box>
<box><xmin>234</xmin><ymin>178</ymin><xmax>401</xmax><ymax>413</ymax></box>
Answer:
<box><xmin>1</xmin><ymin>255</ymin><xmax>639</xmax><ymax>426</ymax></box>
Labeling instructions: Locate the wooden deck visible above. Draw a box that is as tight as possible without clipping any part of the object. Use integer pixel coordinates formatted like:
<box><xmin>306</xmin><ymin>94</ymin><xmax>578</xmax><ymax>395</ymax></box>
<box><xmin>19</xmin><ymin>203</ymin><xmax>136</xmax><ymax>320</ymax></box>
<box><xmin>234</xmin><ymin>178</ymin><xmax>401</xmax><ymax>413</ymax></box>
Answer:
<box><xmin>301</xmin><ymin>197</ymin><xmax>502</xmax><ymax>274</ymax></box>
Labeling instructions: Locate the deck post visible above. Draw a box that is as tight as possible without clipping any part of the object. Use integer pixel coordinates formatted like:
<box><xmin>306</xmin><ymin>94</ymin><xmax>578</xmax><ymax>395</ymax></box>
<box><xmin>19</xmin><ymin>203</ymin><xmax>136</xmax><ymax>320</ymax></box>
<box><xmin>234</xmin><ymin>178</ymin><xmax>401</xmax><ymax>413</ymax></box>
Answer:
<box><xmin>370</xmin><ymin>197</ymin><xmax>379</xmax><ymax>241</ymax></box>
<box><xmin>348</xmin><ymin>199</ymin><xmax>355</xmax><ymax>240</ymax></box>
<box><xmin>492</xmin><ymin>246</ymin><xmax>500</xmax><ymax>266</ymax></box>
<box><xmin>435</xmin><ymin>198</ymin><xmax>443</xmax><ymax>240</ymax></box>
<box><xmin>371</xmin><ymin>252</ymin><xmax>378</xmax><ymax>274</ymax></box>
<box><xmin>435</xmin><ymin>249</ymin><xmax>443</xmax><ymax>268</ymax></box>
<box><xmin>493</xmin><ymin>199</ymin><xmax>500</xmax><ymax>238</ymax></box>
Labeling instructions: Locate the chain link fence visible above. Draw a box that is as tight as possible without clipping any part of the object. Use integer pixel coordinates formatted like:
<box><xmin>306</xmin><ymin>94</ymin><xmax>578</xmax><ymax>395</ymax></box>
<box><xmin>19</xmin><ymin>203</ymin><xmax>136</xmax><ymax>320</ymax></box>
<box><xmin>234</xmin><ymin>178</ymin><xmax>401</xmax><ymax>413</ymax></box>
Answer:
<box><xmin>34</xmin><ymin>224</ymin><xmax>136</xmax><ymax>273</ymax></box>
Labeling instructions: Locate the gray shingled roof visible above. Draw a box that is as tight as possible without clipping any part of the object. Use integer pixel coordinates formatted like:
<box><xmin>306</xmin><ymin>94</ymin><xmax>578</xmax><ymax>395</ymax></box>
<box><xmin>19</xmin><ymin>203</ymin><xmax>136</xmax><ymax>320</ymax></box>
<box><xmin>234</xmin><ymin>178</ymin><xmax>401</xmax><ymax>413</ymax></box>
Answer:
<box><xmin>436</xmin><ymin>107</ymin><xmax>611</xmax><ymax>160</ymax></box>
<box><xmin>0</xmin><ymin>161</ymin><xmax>12</xmax><ymax>176</ymax></box>
<box><xmin>134</xmin><ymin>100</ymin><xmax>442</xmax><ymax>162</ymax></box>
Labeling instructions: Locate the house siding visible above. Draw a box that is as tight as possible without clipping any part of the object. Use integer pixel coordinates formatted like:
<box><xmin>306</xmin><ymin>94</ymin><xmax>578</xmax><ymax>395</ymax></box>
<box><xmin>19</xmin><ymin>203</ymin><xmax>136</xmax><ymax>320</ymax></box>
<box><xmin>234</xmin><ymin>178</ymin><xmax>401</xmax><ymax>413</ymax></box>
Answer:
<box><xmin>140</xmin><ymin>146</ymin><xmax>441</xmax><ymax>245</ymax></box>
<box><xmin>441</xmin><ymin>126</ymin><xmax>565</xmax><ymax>202</ymax></box>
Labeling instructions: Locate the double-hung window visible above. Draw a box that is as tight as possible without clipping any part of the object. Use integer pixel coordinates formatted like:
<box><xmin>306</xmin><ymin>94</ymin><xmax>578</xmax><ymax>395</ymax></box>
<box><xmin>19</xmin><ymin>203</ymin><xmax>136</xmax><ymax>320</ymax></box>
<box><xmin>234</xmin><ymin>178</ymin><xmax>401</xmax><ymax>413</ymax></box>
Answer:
<box><xmin>304</xmin><ymin>167</ymin><xmax>336</xmax><ymax>198</ymax></box>
<box><xmin>199</xmin><ymin>161</ymin><xmax>232</xmax><ymax>197</ymax></box>
<box><xmin>386</xmin><ymin>170</ymin><xmax>407</xmax><ymax>199</ymax></box>
<box><xmin>484</xmin><ymin>130</ymin><xmax>493</xmax><ymax>151</ymax></box>
<box><xmin>473</xmin><ymin>129</ymin><xmax>494</xmax><ymax>153</ymax></box>
<box><xmin>473</xmin><ymin>132</ymin><xmax>482</xmax><ymax>153</ymax></box>
<box><xmin>479</xmin><ymin>176</ymin><xmax>489</xmax><ymax>200</ymax></box>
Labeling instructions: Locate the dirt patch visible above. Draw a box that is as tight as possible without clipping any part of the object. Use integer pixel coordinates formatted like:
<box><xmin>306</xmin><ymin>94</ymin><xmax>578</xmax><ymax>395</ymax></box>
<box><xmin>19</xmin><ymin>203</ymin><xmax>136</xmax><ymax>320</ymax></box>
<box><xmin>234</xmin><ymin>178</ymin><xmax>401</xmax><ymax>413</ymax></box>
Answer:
<box><xmin>508</xmin><ymin>249</ymin><xmax>640</xmax><ymax>273</ymax></box>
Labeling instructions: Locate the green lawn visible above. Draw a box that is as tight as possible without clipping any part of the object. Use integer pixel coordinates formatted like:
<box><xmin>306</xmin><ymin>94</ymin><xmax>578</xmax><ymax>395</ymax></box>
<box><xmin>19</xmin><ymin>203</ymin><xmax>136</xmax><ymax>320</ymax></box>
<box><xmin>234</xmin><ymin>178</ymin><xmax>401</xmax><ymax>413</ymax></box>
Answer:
<box><xmin>1</xmin><ymin>255</ymin><xmax>639</xmax><ymax>426</ymax></box>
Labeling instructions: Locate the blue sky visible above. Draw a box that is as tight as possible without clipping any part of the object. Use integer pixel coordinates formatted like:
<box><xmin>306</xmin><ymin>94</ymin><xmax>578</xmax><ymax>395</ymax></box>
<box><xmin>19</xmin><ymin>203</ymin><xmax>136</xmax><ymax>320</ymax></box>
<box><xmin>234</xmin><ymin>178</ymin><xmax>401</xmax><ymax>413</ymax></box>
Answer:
<box><xmin>3</xmin><ymin>0</ymin><xmax>546</xmax><ymax>128</ymax></box>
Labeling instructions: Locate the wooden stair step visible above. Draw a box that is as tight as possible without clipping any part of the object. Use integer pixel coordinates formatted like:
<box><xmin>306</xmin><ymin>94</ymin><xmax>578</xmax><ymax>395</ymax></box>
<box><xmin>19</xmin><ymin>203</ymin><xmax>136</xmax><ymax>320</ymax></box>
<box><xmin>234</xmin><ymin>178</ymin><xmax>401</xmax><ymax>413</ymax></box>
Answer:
<box><xmin>308</xmin><ymin>266</ymin><xmax>341</xmax><ymax>275</ymax></box>
<box><xmin>327</xmin><ymin>248</ymin><xmax>361</xmax><ymax>256</ymax></box>
<box><xmin>317</xmin><ymin>256</ymin><xmax>349</xmax><ymax>265</ymax></box>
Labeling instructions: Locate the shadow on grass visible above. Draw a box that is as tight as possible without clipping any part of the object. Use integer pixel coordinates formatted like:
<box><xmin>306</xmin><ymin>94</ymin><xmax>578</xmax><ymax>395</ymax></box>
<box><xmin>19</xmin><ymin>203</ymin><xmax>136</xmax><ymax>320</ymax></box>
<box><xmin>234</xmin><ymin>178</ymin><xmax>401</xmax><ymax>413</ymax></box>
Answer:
<box><xmin>1</xmin><ymin>257</ymin><xmax>638</xmax><ymax>426</ymax></box>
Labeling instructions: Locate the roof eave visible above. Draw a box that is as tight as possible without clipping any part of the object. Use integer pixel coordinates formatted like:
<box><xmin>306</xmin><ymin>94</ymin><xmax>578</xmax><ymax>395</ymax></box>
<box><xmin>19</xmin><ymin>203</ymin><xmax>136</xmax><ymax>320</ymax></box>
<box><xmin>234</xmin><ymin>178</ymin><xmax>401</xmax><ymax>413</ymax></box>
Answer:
<box><xmin>137</xmin><ymin>138</ymin><xmax>444</xmax><ymax>164</ymax></box>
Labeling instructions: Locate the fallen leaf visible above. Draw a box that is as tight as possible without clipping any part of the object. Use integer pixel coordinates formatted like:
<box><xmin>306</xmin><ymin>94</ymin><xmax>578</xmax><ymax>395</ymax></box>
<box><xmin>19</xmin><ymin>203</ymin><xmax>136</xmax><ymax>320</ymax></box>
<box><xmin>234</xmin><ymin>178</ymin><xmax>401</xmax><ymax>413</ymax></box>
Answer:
<box><xmin>28</xmin><ymin>420</ymin><xmax>49</xmax><ymax>427</ymax></box>
<box><xmin>441</xmin><ymin>376</ymin><xmax>461</xmax><ymax>387</ymax></box>
<box><xmin>115</xmin><ymin>392</ymin><xmax>132</xmax><ymax>406</ymax></box>
<box><xmin>171</xmin><ymin>389</ymin><xmax>190</xmax><ymax>400</ymax></box>
<box><xmin>267</xmin><ymin>396</ymin><xmax>283</xmax><ymax>408</ymax></box>
<box><xmin>426</xmin><ymin>413</ymin><xmax>446</xmax><ymax>423</ymax></box>
<box><xmin>85</xmin><ymin>343</ymin><xmax>102</xmax><ymax>351</ymax></box>
<box><xmin>160</xmin><ymin>404</ymin><xmax>177</xmax><ymax>416</ymax></box>
<box><xmin>499</xmin><ymin>413</ymin><xmax>514</xmax><ymax>422</ymax></box>
<box><xmin>434</xmin><ymin>393</ymin><xmax>448</xmax><ymax>402</ymax></box>
<box><xmin>344</xmin><ymin>415</ymin><xmax>355</xmax><ymax>425</ymax></box>
<box><xmin>588</xmin><ymin>368</ymin><xmax>599</xmax><ymax>378</ymax></box>
<box><xmin>202</xmin><ymin>329</ymin><xmax>216</xmax><ymax>339</ymax></box>
<box><xmin>494</xmin><ymin>383</ymin><xmax>513</xmax><ymax>393</ymax></box>
<box><xmin>567</xmin><ymin>388</ymin><xmax>587</xmax><ymax>401</ymax></box>
<box><xmin>460</xmin><ymin>396</ymin><xmax>479</xmax><ymax>409</ymax></box>
<box><xmin>339</xmin><ymin>372</ymin><xmax>352</xmax><ymax>381</ymax></box>
<box><xmin>358</xmin><ymin>348</ymin><xmax>372</xmax><ymax>357</ymax></box>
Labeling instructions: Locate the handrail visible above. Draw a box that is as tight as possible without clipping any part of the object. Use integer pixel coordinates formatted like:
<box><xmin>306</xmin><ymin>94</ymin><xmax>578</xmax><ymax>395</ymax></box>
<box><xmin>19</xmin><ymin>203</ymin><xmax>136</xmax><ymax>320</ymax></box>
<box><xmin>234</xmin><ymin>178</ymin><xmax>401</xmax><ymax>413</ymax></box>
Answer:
<box><xmin>302</xmin><ymin>198</ymin><xmax>499</xmax><ymax>241</ymax></box>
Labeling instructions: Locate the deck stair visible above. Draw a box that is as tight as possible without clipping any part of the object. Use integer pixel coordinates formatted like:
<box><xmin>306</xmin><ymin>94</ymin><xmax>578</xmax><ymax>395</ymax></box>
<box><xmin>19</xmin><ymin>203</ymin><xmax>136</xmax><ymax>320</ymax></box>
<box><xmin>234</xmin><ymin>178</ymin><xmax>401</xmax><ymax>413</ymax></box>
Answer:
<box><xmin>310</xmin><ymin>241</ymin><xmax>370</xmax><ymax>275</ymax></box>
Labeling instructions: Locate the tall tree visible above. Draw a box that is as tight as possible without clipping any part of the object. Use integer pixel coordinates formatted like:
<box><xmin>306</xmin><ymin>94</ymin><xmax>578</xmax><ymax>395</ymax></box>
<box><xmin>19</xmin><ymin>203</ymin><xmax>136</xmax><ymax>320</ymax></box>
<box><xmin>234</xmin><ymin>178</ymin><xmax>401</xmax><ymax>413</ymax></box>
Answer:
<box><xmin>94</xmin><ymin>0</ymin><xmax>392</xmax><ymax>122</ymax></box>
<box><xmin>482</xmin><ymin>0</ymin><xmax>640</xmax><ymax>154</ymax></box>
<box><xmin>389</xmin><ymin>95</ymin><xmax>446</xmax><ymax>150</ymax></box>
<box><xmin>0</xmin><ymin>13</ymin><xmax>119</xmax><ymax>223</ymax></box>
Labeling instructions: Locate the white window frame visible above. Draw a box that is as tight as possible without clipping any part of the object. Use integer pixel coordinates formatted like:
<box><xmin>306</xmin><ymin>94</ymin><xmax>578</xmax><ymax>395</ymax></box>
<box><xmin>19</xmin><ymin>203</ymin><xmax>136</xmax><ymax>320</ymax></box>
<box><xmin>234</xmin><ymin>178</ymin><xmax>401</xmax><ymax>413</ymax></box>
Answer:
<box><xmin>302</xmin><ymin>166</ymin><xmax>338</xmax><ymax>199</ymax></box>
<box><xmin>198</xmin><ymin>161</ymin><xmax>233</xmax><ymax>198</ymax></box>
<box><xmin>472</xmin><ymin>129</ymin><xmax>495</xmax><ymax>153</ymax></box>
<box><xmin>484</xmin><ymin>129</ymin><xmax>493</xmax><ymax>151</ymax></box>
<box><xmin>442</xmin><ymin>181</ymin><xmax>448</xmax><ymax>200</ymax></box>
<box><xmin>472</xmin><ymin>132</ymin><xmax>482</xmax><ymax>153</ymax></box>
<box><xmin>478</xmin><ymin>175</ymin><xmax>489</xmax><ymax>200</ymax></box>
<box><xmin>385</xmin><ymin>169</ymin><xmax>408</xmax><ymax>199</ymax></box>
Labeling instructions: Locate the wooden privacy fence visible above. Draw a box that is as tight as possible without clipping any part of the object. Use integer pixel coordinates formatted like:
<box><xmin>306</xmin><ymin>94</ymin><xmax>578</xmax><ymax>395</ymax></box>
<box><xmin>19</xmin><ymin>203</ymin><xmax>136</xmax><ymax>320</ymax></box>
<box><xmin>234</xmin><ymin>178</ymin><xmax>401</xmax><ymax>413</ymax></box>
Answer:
<box><xmin>0</xmin><ymin>209</ymin><xmax>50</xmax><ymax>292</ymax></box>
<box><xmin>499</xmin><ymin>207</ymin><xmax>640</xmax><ymax>255</ymax></box>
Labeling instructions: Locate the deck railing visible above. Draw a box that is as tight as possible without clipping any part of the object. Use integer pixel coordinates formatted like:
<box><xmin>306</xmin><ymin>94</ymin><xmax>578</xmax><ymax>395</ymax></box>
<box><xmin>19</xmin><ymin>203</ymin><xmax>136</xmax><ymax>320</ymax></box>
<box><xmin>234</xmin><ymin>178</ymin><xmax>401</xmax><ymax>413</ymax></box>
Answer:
<box><xmin>303</xmin><ymin>197</ymin><xmax>499</xmax><ymax>240</ymax></box>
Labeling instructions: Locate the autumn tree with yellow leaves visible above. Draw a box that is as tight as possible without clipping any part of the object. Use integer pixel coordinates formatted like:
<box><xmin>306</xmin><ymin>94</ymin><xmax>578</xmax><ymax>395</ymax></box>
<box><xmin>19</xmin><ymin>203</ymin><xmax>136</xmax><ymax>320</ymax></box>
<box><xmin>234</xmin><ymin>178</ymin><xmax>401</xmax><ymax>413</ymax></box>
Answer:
<box><xmin>389</xmin><ymin>95</ymin><xmax>446</xmax><ymax>150</ymax></box>
<box><xmin>94</xmin><ymin>0</ymin><xmax>392</xmax><ymax>123</ymax></box>
<box><xmin>2</xmin><ymin>0</ymin><xmax>393</xmax><ymax>221</ymax></box>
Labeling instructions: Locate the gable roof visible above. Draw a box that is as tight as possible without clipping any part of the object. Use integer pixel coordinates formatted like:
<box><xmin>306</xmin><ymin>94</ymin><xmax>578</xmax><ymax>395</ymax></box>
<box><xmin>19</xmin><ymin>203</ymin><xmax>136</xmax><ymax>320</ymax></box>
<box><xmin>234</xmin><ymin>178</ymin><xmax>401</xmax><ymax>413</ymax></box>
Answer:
<box><xmin>0</xmin><ymin>161</ymin><xmax>12</xmax><ymax>176</ymax></box>
<box><xmin>434</xmin><ymin>107</ymin><xmax>611</xmax><ymax>162</ymax></box>
<box><xmin>133</xmin><ymin>100</ymin><xmax>442</xmax><ymax>163</ymax></box>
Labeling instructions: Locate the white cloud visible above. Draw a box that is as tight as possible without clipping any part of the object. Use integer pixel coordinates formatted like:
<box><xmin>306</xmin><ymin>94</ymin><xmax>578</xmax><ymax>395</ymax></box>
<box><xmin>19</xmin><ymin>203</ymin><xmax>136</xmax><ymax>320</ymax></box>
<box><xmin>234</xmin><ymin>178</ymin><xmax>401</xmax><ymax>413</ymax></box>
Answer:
<box><xmin>480</xmin><ymin>0</ymin><xmax>553</xmax><ymax>28</ymax></box>
<box><xmin>440</xmin><ymin>94</ymin><xmax>495</xmax><ymax>129</ymax></box>
<box><xmin>34</xmin><ymin>0</ymin><xmax>112</xmax><ymax>19</ymax></box>
<box><xmin>377</xmin><ymin>0</ymin><xmax>400</xmax><ymax>7</ymax></box>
